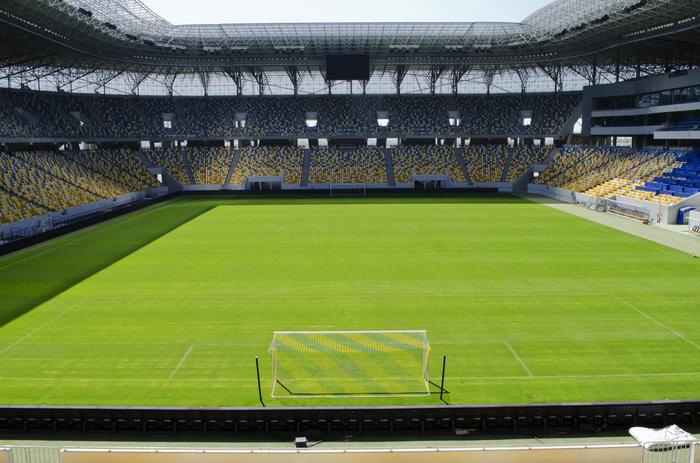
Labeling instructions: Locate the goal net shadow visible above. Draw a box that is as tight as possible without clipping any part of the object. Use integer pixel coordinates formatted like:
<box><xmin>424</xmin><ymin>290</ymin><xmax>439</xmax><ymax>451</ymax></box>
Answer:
<box><xmin>269</xmin><ymin>331</ymin><xmax>431</xmax><ymax>399</ymax></box>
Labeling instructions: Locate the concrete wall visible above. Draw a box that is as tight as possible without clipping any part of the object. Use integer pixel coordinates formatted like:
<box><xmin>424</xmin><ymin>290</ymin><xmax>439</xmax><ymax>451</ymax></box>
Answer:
<box><xmin>527</xmin><ymin>184</ymin><xmax>577</xmax><ymax>203</ymax></box>
<box><xmin>58</xmin><ymin>443</ymin><xmax>700</xmax><ymax>463</ymax></box>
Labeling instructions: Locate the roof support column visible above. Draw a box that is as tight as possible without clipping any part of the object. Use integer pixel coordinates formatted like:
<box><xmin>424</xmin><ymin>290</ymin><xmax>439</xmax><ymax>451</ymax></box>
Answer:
<box><xmin>198</xmin><ymin>72</ymin><xmax>210</xmax><ymax>97</ymax></box>
<box><xmin>427</xmin><ymin>66</ymin><xmax>445</xmax><ymax>95</ymax></box>
<box><xmin>285</xmin><ymin>67</ymin><xmax>302</xmax><ymax>96</ymax></box>
<box><xmin>393</xmin><ymin>65</ymin><xmax>407</xmax><ymax>95</ymax></box>
<box><xmin>226</xmin><ymin>70</ymin><xmax>244</xmax><ymax>96</ymax></box>
<box><xmin>449</xmin><ymin>65</ymin><xmax>470</xmax><ymax>95</ymax></box>
<box><xmin>248</xmin><ymin>69</ymin><xmax>267</xmax><ymax>96</ymax></box>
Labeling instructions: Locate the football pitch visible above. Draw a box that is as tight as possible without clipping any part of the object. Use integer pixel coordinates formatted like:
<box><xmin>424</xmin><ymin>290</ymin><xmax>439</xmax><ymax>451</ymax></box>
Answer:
<box><xmin>0</xmin><ymin>195</ymin><xmax>699</xmax><ymax>407</ymax></box>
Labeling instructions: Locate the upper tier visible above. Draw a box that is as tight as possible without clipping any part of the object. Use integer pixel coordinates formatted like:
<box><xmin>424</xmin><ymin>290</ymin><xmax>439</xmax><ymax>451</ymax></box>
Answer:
<box><xmin>0</xmin><ymin>90</ymin><xmax>581</xmax><ymax>140</ymax></box>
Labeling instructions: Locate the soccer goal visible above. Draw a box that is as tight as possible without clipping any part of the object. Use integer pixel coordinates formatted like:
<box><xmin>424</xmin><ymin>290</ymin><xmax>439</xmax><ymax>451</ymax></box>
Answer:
<box><xmin>329</xmin><ymin>183</ymin><xmax>367</xmax><ymax>197</ymax></box>
<box><xmin>269</xmin><ymin>330</ymin><xmax>431</xmax><ymax>398</ymax></box>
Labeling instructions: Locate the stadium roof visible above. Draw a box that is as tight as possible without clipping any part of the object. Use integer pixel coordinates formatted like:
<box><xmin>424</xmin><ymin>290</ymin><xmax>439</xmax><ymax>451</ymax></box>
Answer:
<box><xmin>0</xmin><ymin>0</ymin><xmax>698</xmax><ymax>95</ymax></box>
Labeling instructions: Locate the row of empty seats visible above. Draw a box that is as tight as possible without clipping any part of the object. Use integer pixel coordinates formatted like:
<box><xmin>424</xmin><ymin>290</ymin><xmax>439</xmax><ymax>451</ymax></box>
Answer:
<box><xmin>230</xmin><ymin>146</ymin><xmax>303</xmax><ymax>185</ymax></box>
<box><xmin>147</xmin><ymin>148</ymin><xmax>191</xmax><ymax>185</ymax></box>
<box><xmin>536</xmin><ymin>146</ymin><xmax>689</xmax><ymax>205</ymax></box>
<box><xmin>392</xmin><ymin>146</ymin><xmax>465</xmax><ymax>184</ymax></box>
<box><xmin>0</xmin><ymin>89</ymin><xmax>580</xmax><ymax>138</ymax></box>
<box><xmin>188</xmin><ymin>147</ymin><xmax>234</xmax><ymax>185</ymax></box>
<box><xmin>506</xmin><ymin>145</ymin><xmax>553</xmax><ymax>182</ymax></box>
<box><xmin>145</xmin><ymin>145</ymin><xmax>553</xmax><ymax>186</ymax></box>
<box><xmin>310</xmin><ymin>147</ymin><xmax>387</xmax><ymax>184</ymax></box>
<box><xmin>462</xmin><ymin>145</ymin><xmax>508</xmax><ymax>183</ymax></box>
<box><xmin>0</xmin><ymin>150</ymin><xmax>156</xmax><ymax>224</ymax></box>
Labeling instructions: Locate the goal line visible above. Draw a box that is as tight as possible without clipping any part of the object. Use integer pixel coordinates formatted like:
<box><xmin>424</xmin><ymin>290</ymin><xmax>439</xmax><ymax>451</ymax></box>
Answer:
<box><xmin>329</xmin><ymin>183</ymin><xmax>367</xmax><ymax>196</ymax></box>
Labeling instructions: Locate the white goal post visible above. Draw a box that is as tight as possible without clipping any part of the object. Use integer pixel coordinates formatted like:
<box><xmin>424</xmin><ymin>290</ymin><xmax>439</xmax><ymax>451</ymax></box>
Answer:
<box><xmin>269</xmin><ymin>330</ymin><xmax>431</xmax><ymax>398</ymax></box>
<box><xmin>329</xmin><ymin>183</ymin><xmax>367</xmax><ymax>196</ymax></box>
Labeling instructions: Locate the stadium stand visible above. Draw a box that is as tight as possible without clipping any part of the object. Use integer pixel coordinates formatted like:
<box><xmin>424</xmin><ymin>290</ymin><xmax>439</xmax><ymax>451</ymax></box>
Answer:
<box><xmin>462</xmin><ymin>145</ymin><xmax>509</xmax><ymax>183</ymax></box>
<box><xmin>230</xmin><ymin>146</ymin><xmax>303</xmax><ymax>185</ymax></box>
<box><xmin>536</xmin><ymin>146</ymin><xmax>686</xmax><ymax>204</ymax></box>
<box><xmin>0</xmin><ymin>90</ymin><xmax>580</xmax><ymax>139</ymax></box>
<box><xmin>64</xmin><ymin>149</ymin><xmax>159</xmax><ymax>192</ymax></box>
<box><xmin>392</xmin><ymin>145</ymin><xmax>465</xmax><ymax>183</ymax></box>
<box><xmin>0</xmin><ymin>150</ymin><xmax>158</xmax><ymax>223</ymax></box>
<box><xmin>0</xmin><ymin>149</ymin><xmax>157</xmax><ymax>224</ymax></box>
<box><xmin>12</xmin><ymin>151</ymin><xmax>130</xmax><ymax>199</ymax></box>
<box><xmin>506</xmin><ymin>145</ymin><xmax>552</xmax><ymax>182</ymax></box>
<box><xmin>320</xmin><ymin>98</ymin><xmax>373</xmax><ymax>135</ymax></box>
<box><xmin>633</xmin><ymin>149</ymin><xmax>700</xmax><ymax>201</ymax></box>
<box><xmin>147</xmin><ymin>148</ymin><xmax>191</xmax><ymax>185</ymax></box>
<box><xmin>309</xmin><ymin>146</ymin><xmax>387</xmax><ymax>184</ymax></box>
<box><xmin>0</xmin><ymin>187</ymin><xmax>49</xmax><ymax>225</ymax></box>
<box><xmin>187</xmin><ymin>147</ymin><xmax>235</xmax><ymax>185</ymax></box>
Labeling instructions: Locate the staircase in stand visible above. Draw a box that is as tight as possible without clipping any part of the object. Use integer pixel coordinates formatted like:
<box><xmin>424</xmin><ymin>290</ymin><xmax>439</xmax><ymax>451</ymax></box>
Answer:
<box><xmin>225</xmin><ymin>150</ymin><xmax>241</xmax><ymax>185</ymax></box>
<box><xmin>301</xmin><ymin>149</ymin><xmax>312</xmax><ymax>186</ymax></box>
<box><xmin>180</xmin><ymin>149</ymin><xmax>195</xmax><ymax>185</ymax></box>
<box><xmin>454</xmin><ymin>148</ymin><xmax>473</xmax><ymax>185</ymax></box>
<box><xmin>384</xmin><ymin>148</ymin><xmax>396</xmax><ymax>186</ymax></box>
<box><xmin>501</xmin><ymin>147</ymin><xmax>515</xmax><ymax>183</ymax></box>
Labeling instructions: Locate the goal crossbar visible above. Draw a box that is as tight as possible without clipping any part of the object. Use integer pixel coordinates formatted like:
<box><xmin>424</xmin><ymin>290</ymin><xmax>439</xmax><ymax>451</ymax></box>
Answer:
<box><xmin>329</xmin><ymin>183</ymin><xmax>367</xmax><ymax>196</ymax></box>
<box><xmin>269</xmin><ymin>330</ymin><xmax>431</xmax><ymax>398</ymax></box>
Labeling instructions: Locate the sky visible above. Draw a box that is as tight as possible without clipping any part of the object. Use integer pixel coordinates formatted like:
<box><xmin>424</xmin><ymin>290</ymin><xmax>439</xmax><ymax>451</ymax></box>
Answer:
<box><xmin>142</xmin><ymin>0</ymin><xmax>553</xmax><ymax>24</ymax></box>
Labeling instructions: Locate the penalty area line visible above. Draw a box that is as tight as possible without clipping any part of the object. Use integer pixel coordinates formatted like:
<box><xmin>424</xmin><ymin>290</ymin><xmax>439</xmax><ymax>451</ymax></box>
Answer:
<box><xmin>0</xmin><ymin>297</ymin><xmax>89</xmax><ymax>356</ymax></box>
<box><xmin>610</xmin><ymin>294</ymin><xmax>700</xmax><ymax>352</ymax></box>
<box><xmin>504</xmin><ymin>341</ymin><xmax>533</xmax><ymax>377</ymax></box>
<box><xmin>169</xmin><ymin>344</ymin><xmax>195</xmax><ymax>380</ymax></box>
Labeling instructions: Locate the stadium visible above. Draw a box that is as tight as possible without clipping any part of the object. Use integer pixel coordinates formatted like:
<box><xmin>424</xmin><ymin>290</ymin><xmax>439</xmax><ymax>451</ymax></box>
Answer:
<box><xmin>0</xmin><ymin>0</ymin><xmax>700</xmax><ymax>460</ymax></box>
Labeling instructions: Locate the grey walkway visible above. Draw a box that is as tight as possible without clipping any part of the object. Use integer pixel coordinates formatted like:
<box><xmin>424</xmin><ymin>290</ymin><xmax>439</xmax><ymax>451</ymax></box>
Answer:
<box><xmin>521</xmin><ymin>194</ymin><xmax>700</xmax><ymax>256</ymax></box>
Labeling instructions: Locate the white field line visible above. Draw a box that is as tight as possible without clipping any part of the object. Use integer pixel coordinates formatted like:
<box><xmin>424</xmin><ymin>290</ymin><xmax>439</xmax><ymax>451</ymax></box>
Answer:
<box><xmin>0</xmin><ymin>297</ymin><xmax>88</xmax><ymax>356</ymax></box>
<box><xmin>611</xmin><ymin>294</ymin><xmax>700</xmax><ymax>352</ymax></box>
<box><xmin>168</xmin><ymin>344</ymin><xmax>195</xmax><ymax>380</ymax></box>
<box><xmin>504</xmin><ymin>342</ymin><xmax>534</xmax><ymax>377</ymax></box>
<box><xmin>1</xmin><ymin>371</ymin><xmax>700</xmax><ymax>383</ymax></box>
<box><xmin>435</xmin><ymin>340</ymin><xmax>512</xmax><ymax>345</ymax></box>
<box><xmin>252</xmin><ymin>283</ymin><xmax>445</xmax><ymax>298</ymax></box>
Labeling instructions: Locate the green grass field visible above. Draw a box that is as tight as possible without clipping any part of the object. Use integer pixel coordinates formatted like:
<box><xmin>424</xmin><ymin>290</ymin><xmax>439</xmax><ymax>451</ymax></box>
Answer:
<box><xmin>0</xmin><ymin>195</ymin><xmax>699</xmax><ymax>407</ymax></box>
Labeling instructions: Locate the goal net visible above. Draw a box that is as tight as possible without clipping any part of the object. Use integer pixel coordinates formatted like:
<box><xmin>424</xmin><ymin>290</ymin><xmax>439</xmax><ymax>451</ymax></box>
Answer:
<box><xmin>329</xmin><ymin>183</ymin><xmax>367</xmax><ymax>196</ymax></box>
<box><xmin>269</xmin><ymin>330</ymin><xmax>431</xmax><ymax>398</ymax></box>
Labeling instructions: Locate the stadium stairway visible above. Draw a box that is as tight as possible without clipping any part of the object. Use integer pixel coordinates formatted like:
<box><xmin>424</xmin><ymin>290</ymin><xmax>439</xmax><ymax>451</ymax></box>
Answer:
<box><xmin>134</xmin><ymin>150</ymin><xmax>155</xmax><ymax>170</ymax></box>
<box><xmin>134</xmin><ymin>150</ymin><xmax>181</xmax><ymax>191</ymax></box>
<box><xmin>181</xmin><ymin>149</ymin><xmax>196</xmax><ymax>184</ymax></box>
<box><xmin>500</xmin><ymin>147</ymin><xmax>515</xmax><ymax>183</ymax></box>
<box><xmin>224</xmin><ymin>149</ymin><xmax>241</xmax><ymax>185</ymax></box>
<box><xmin>301</xmin><ymin>148</ymin><xmax>311</xmax><ymax>186</ymax></box>
<box><xmin>512</xmin><ymin>147</ymin><xmax>561</xmax><ymax>192</ymax></box>
<box><xmin>454</xmin><ymin>148</ymin><xmax>473</xmax><ymax>185</ymax></box>
<box><xmin>384</xmin><ymin>148</ymin><xmax>396</xmax><ymax>186</ymax></box>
